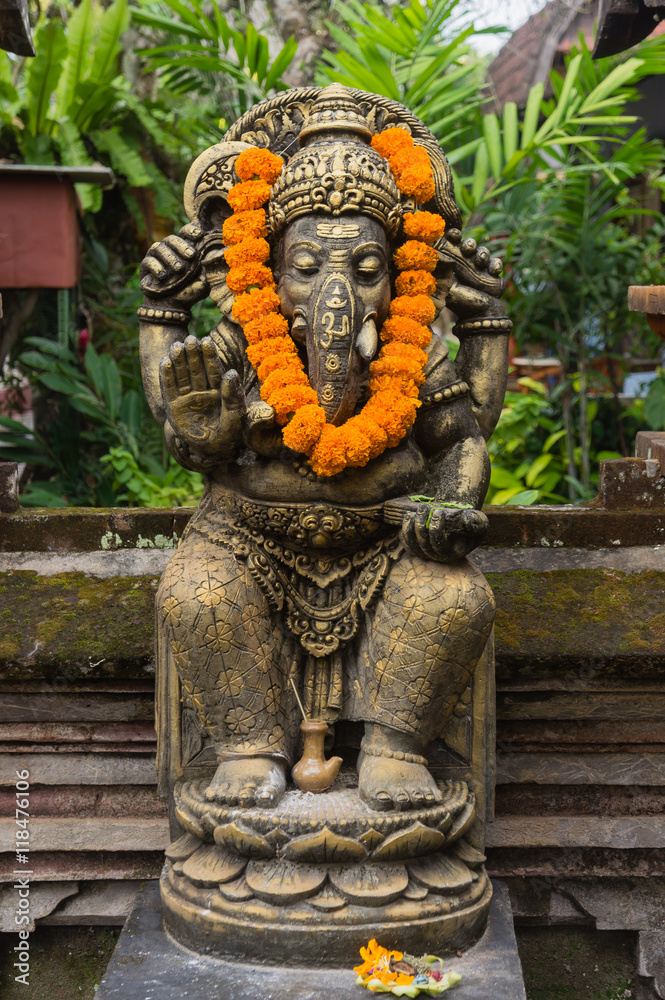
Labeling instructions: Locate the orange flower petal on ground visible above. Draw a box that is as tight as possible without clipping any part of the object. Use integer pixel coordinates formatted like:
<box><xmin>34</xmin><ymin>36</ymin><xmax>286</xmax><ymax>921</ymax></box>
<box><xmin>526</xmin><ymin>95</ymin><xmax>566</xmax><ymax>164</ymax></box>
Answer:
<box><xmin>227</xmin><ymin>180</ymin><xmax>271</xmax><ymax>212</ymax></box>
<box><xmin>235</xmin><ymin>147</ymin><xmax>284</xmax><ymax>184</ymax></box>
<box><xmin>389</xmin><ymin>293</ymin><xmax>436</xmax><ymax>326</ymax></box>
<box><xmin>222</xmin><ymin>210</ymin><xmax>268</xmax><ymax>245</ymax></box>
<box><xmin>225</xmin><ymin>237</ymin><xmax>270</xmax><ymax>268</ymax></box>
<box><xmin>403</xmin><ymin>211</ymin><xmax>446</xmax><ymax>244</ymax></box>
<box><xmin>395</xmin><ymin>270</ymin><xmax>437</xmax><ymax>297</ymax></box>
<box><xmin>393</xmin><ymin>241</ymin><xmax>438</xmax><ymax>272</ymax></box>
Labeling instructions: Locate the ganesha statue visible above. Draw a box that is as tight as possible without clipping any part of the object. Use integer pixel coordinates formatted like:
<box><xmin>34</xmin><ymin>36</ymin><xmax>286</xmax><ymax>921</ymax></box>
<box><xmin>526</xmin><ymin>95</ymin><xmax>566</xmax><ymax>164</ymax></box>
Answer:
<box><xmin>138</xmin><ymin>84</ymin><xmax>511</xmax><ymax>964</ymax></box>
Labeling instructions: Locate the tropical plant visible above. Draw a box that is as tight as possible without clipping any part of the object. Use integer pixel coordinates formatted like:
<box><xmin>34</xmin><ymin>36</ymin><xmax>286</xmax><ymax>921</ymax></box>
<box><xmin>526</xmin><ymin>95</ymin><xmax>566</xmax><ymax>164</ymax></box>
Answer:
<box><xmin>487</xmin><ymin>380</ymin><xmax>623</xmax><ymax>505</ymax></box>
<box><xmin>132</xmin><ymin>0</ymin><xmax>298</xmax><ymax>125</ymax></box>
<box><xmin>317</xmin><ymin>0</ymin><xmax>495</xmax><ymax>147</ymax></box>
<box><xmin>0</xmin><ymin>0</ymin><xmax>201</xmax><ymax>225</ymax></box>
<box><xmin>0</xmin><ymin>332</ymin><xmax>202</xmax><ymax>506</ymax></box>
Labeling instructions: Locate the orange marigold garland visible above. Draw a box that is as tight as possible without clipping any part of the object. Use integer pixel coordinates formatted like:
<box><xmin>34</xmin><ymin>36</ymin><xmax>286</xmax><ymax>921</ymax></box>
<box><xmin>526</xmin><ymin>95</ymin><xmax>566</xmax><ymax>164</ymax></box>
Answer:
<box><xmin>224</xmin><ymin>140</ymin><xmax>446</xmax><ymax>477</ymax></box>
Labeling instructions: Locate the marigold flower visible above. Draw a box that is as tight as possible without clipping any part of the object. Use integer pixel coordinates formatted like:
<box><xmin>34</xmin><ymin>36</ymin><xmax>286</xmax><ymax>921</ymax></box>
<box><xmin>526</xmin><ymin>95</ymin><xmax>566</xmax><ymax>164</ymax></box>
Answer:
<box><xmin>389</xmin><ymin>293</ymin><xmax>435</xmax><ymax>326</ymax></box>
<box><xmin>403</xmin><ymin>211</ymin><xmax>446</xmax><ymax>244</ymax></box>
<box><xmin>227</xmin><ymin>180</ymin><xmax>271</xmax><ymax>212</ymax></box>
<box><xmin>389</xmin><ymin>147</ymin><xmax>435</xmax><ymax>204</ymax></box>
<box><xmin>261</xmin><ymin>365</ymin><xmax>310</xmax><ymax>400</ymax></box>
<box><xmin>225</xmin><ymin>237</ymin><xmax>270</xmax><ymax>268</ymax></box>
<box><xmin>367</xmin><ymin>391</ymin><xmax>418</xmax><ymax>447</ymax></box>
<box><xmin>380</xmin><ymin>341</ymin><xmax>428</xmax><ymax>367</ymax></box>
<box><xmin>393</xmin><ymin>241</ymin><xmax>438</xmax><ymax>272</ymax></box>
<box><xmin>226</xmin><ymin>263</ymin><xmax>275</xmax><ymax>294</ymax></box>
<box><xmin>246</xmin><ymin>336</ymin><xmax>297</xmax><ymax>368</ymax></box>
<box><xmin>370</xmin><ymin>128</ymin><xmax>414</xmax><ymax>160</ymax></box>
<box><xmin>268</xmin><ymin>384</ymin><xmax>319</xmax><ymax>425</ymax></box>
<box><xmin>358</xmin><ymin>416</ymin><xmax>389</xmax><ymax>460</ymax></box>
<box><xmin>370</xmin><ymin>355</ymin><xmax>425</xmax><ymax>385</ymax></box>
<box><xmin>395</xmin><ymin>270</ymin><xmax>437</xmax><ymax>297</ymax></box>
<box><xmin>369</xmin><ymin>373</ymin><xmax>420</xmax><ymax>396</ymax></box>
<box><xmin>242</xmin><ymin>312</ymin><xmax>290</xmax><ymax>346</ymax></box>
<box><xmin>232</xmin><ymin>287</ymin><xmax>280</xmax><ymax>325</ymax></box>
<box><xmin>257</xmin><ymin>353</ymin><xmax>303</xmax><ymax>382</ymax></box>
<box><xmin>222</xmin><ymin>210</ymin><xmax>268</xmax><ymax>245</ymax></box>
<box><xmin>309</xmin><ymin>424</ymin><xmax>348</xmax><ymax>478</ymax></box>
<box><xmin>235</xmin><ymin>147</ymin><xmax>284</xmax><ymax>185</ymax></box>
<box><xmin>381</xmin><ymin>315</ymin><xmax>432</xmax><ymax>349</ymax></box>
<box><xmin>282</xmin><ymin>404</ymin><xmax>326</xmax><ymax>455</ymax></box>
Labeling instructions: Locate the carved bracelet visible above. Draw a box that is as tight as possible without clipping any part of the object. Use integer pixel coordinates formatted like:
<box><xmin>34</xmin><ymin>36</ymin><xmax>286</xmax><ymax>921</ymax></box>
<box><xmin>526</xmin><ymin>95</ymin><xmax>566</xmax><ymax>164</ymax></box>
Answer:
<box><xmin>360</xmin><ymin>742</ymin><xmax>428</xmax><ymax>766</ymax></box>
<box><xmin>453</xmin><ymin>317</ymin><xmax>513</xmax><ymax>336</ymax></box>
<box><xmin>137</xmin><ymin>304</ymin><xmax>191</xmax><ymax>326</ymax></box>
<box><xmin>420</xmin><ymin>379</ymin><xmax>469</xmax><ymax>408</ymax></box>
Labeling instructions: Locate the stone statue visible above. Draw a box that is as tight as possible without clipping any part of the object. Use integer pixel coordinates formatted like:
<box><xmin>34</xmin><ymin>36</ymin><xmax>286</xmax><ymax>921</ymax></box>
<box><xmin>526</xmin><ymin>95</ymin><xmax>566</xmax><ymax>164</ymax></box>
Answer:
<box><xmin>138</xmin><ymin>84</ymin><xmax>510</xmax><ymax>963</ymax></box>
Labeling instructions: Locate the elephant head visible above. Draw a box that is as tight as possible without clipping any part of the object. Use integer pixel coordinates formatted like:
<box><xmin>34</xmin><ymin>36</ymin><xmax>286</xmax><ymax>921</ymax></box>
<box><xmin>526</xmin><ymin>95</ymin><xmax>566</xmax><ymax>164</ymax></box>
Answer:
<box><xmin>277</xmin><ymin>214</ymin><xmax>391</xmax><ymax>425</ymax></box>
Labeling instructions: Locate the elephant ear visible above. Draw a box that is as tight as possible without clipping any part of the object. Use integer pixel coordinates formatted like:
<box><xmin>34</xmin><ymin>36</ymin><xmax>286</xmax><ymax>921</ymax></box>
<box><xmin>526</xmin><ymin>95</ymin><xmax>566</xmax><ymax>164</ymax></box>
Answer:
<box><xmin>182</xmin><ymin>140</ymin><xmax>253</xmax><ymax>324</ymax></box>
<box><xmin>183</xmin><ymin>139</ymin><xmax>253</xmax><ymax>232</ymax></box>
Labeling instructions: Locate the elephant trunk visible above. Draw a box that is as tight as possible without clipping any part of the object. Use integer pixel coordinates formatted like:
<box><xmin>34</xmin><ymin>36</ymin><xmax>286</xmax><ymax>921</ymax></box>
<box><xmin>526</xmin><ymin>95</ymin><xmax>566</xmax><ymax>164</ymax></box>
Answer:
<box><xmin>306</xmin><ymin>273</ymin><xmax>365</xmax><ymax>425</ymax></box>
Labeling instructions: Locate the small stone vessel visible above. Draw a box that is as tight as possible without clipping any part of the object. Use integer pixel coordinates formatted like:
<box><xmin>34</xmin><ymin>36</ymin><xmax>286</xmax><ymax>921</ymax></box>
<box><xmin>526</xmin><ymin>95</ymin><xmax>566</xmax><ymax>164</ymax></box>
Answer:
<box><xmin>292</xmin><ymin>720</ymin><xmax>343</xmax><ymax>792</ymax></box>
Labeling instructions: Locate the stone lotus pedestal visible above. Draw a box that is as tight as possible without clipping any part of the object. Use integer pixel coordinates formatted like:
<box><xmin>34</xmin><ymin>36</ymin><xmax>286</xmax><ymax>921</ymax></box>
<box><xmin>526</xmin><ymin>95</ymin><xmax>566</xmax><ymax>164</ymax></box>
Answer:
<box><xmin>96</xmin><ymin>879</ymin><xmax>526</xmax><ymax>999</ymax></box>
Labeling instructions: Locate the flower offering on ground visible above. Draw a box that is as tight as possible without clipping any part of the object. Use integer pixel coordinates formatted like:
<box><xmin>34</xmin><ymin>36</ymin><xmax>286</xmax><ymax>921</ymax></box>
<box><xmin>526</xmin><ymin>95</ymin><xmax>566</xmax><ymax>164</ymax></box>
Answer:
<box><xmin>354</xmin><ymin>939</ymin><xmax>462</xmax><ymax>996</ymax></box>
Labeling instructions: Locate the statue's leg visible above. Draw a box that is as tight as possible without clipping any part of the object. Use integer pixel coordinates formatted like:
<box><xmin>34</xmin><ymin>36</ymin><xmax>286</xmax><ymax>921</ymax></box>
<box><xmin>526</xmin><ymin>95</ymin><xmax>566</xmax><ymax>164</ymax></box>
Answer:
<box><xmin>157</xmin><ymin>530</ymin><xmax>299</xmax><ymax>807</ymax></box>
<box><xmin>353</xmin><ymin>553</ymin><xmax>494</xmax><ymax>811</ymax></box>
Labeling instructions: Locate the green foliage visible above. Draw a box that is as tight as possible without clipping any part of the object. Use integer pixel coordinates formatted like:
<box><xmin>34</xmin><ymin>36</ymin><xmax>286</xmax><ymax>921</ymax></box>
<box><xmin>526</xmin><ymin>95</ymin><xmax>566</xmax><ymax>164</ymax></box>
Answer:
<box><xmin>101</xmin><ymin>446</ymin><xmax>202</xmax><ymax>505</ymax></box>
<box><xmin>487</xmin><ymin>381</ymin><xmax>623</xmax><ymax>506</ymax></box>
<box><xmin>133</xmin><ymin>0</ymin><xmax>298</xmax><ymax>124</ymax></box>
<box><xmin>0</xmin><ymin>0</ymin><xmax>194</xmax><ymax>221</ymax></box>
<box><xmin>317</xmin><ymin>0</ymin><xmax>494</xmax><ymax>145</ymax></box>
<box><xmin>644</xmin><ymin>372</ymin><xmax>665</xmax><ymax>430</ymax></box>
<box><xmin>0</xmin><ymin>333</ymin><xmax>202</xmax><ymax>507</ymax></box>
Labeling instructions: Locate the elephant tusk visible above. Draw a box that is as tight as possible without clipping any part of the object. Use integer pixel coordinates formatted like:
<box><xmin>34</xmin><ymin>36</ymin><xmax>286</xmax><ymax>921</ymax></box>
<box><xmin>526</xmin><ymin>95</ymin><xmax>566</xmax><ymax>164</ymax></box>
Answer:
<box><xmin>357</xmin><ymin>313</ymin><xmax>378</xmax><ymax>361</ymax></box>
<box><xmin>291</xmin><ymin>308</ymin><xmax>308</xmax><ymax>341</ymax></box>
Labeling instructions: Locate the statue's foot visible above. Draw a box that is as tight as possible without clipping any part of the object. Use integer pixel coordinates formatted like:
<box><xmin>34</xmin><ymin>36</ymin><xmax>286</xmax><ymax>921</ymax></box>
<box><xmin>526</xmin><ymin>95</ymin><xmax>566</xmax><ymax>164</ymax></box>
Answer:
<box><xmin>358</xmin><ymin>752</ymin><xmax>443</xmax><ymax>812</ymax></box>
<box><xmin>204</xmin><ymin>757</ymin><xmax>286</xmax><ymax>807</ymax></box>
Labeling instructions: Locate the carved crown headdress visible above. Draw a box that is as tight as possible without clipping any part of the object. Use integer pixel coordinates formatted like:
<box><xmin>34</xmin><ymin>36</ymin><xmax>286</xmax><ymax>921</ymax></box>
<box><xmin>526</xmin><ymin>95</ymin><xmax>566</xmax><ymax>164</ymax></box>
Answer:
<box><xmin>268</xmin><ymin>84</ymin><xmax>401</xmax><ymax>237</ymax></box>
<box><xmin>183</xmin><ymin>85</ymin><xmax>462</xmax><ymax>238</ymax></box>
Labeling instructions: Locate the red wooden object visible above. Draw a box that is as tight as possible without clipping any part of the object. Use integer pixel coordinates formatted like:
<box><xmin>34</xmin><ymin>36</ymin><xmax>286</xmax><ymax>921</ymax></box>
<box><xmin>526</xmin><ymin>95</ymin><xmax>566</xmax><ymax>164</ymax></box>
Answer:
<box><xmin>0</xmin><ymin>176</ymin><xmax>80</xmax><ymax>288</ymax></box>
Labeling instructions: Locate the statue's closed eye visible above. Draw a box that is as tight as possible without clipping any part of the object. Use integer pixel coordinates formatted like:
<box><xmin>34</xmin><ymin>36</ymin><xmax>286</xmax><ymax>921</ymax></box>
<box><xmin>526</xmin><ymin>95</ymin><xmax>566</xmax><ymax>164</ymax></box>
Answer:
<box><xmin>356</xmin><ymin>254</ymin><xmax>383</xmax><ymax>279</ymax></box>
<box><xmin>293</xmin><ymin>254</ymin><xmax>319</xmax><ymax>274</ymax></box>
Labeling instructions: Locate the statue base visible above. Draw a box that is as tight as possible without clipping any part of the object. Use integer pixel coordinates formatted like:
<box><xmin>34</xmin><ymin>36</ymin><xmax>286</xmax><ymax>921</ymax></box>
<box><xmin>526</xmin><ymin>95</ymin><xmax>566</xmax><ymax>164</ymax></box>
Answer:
<box><xmin>96</xmin><ymin>879</ymin><xmax>526</xmax><ymax>999</ymax></box>
<box><xmin>163</xmin><ymin>775</ymin><xmax>491</xmax><ymax>963</ymax></box>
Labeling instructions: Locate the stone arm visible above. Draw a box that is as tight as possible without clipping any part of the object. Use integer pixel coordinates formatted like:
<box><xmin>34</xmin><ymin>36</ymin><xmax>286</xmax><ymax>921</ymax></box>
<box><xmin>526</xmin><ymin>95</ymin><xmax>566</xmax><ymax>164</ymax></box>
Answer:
<box><xmin>138</xmin><ymin>225</ymin><xmax>281</xmax><ymax>471</ymax></box>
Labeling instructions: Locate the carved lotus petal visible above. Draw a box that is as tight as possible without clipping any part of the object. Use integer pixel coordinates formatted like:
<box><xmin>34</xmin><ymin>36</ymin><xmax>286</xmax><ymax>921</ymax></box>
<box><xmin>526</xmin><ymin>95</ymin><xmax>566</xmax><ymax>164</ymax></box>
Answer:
<box><xmin>329</xmin><ymin>862</ymin><xmax>408</xmax><ymax>906</ymax></box>
<box><xmin>403</xmin><ymin>879</ymin><xmax>429</xmax><ymax>901</ymax></box>
<box><xmin>282</xmin><ymin>827</ymin><xmax>368</xmax><ymax>864</ymax></box>
<box><xmin>451</xmin><ymin>838</ymin><xmax>486</xmax><ymax>868</ymax></box>
<box><xmin>182</xmin><ymin>844</ymin><xmax>248</xmax><ymax>887</ymax></box>
<box><xmin>165</xmin><ymin>832</ymin><xmax>201</xmax><ymax>863</ymax></box>
<box><xmin>359</xmin><ymin>828</ymin><xmax>385</xmax><ymax>850</ymax></box>
<box><xmin>407</xmin><ymin>853</ymin><xmax>473</xmax><ymax>895</ymax></box>
<box><xmin>446</xmin><ymin>798</ymin><xmax>476</xmax><ymax>843</ymax></box>
<box><xmin>371</xmin><ymin>822</ymin><xmax>447</xmax><ymax>862</ymax></box>
<box><xmin>214</xmin><ymin>822</ymin><xmax>275</xmax><ymax>859</ymax></box>
<box><xmin>219</xmin><ymin>875</ymin><xmax>255</xmax><ymax>902</ymax></box>
<box><xmin>245</xmin><ymin>859</ymin><xmax>327</xmax><ymax>904</ymax></box>
<box><xmin>174</xmin><ymin>804</ymin><xmax>206</xmax><ymax>841</ymax></box>
<box><xmin>308</xmin><ymin>884</ymin><xmax>349</xmax><ymax>912</ymax></box>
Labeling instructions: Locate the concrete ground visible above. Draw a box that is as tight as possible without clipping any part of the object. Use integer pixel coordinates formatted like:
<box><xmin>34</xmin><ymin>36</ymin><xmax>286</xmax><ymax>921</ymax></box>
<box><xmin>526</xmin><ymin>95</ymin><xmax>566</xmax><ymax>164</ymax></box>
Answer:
<box><xmin>0</xmin><ymin>925</ymin><xmax>637</xmax><ymax>1000</ymax></box>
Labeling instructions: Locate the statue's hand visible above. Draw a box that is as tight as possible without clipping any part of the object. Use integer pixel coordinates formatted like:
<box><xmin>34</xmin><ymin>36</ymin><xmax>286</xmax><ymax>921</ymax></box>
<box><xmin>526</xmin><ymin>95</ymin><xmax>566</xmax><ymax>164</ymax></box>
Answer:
<box><xmin>139</xmin><ymin>224</ymin><xmax>210</xmax><ymax>304</ymax></box>
<box><xmin>446</xmin><ymin>278</ymin><xmax>503</xmax><ymax>322</ymax></box>
<box><xmin>400</xmin><ymin>504</ymin><xmax>488</xmax><ymax>562</ymax></box>
<box><xmin>243</xmin><ymin>401</ymin><xmax>283</xmax><ymax>458</ymax></box>
<box><xmin>159</xmin><ymin>336</ymin><xmax>245</xmax><ymax>459</ymax></box>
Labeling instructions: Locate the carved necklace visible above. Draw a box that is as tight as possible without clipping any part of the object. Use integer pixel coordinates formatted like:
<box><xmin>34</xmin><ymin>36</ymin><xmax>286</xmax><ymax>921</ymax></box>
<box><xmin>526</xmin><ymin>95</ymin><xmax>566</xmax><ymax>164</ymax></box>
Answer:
<box><xmin>223</xmin><ymin>132</ymin><xmax>446</xmax><ymax>478</ymax></box>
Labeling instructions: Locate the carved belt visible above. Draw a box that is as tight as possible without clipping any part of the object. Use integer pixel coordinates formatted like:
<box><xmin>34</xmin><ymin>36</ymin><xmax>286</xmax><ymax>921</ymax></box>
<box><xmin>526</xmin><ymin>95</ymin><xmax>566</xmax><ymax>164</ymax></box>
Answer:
<box><xmin>212</xmin><ymin>486</ymin><xmax>389</xmax><ymax>551</ymax></box>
